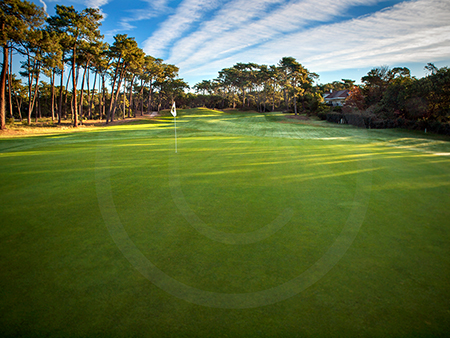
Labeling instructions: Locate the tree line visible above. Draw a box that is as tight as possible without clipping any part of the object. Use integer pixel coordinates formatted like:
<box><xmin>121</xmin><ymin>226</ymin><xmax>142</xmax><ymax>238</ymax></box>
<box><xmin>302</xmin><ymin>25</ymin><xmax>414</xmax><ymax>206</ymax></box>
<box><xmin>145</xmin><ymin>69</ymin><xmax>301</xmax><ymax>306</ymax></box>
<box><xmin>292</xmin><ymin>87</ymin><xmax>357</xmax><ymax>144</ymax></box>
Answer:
<box><xmin>0</xmin><ymin>0</ymin><xmax>188</xmax><ymax>130</ymax></box>
<box><xmin>191</xmin><ymin>61</ymin><xmax>449</xmax><ymax>133</ymax></box>
<box><xmin>191</xmin><ymin>57</ymin><xmax>322</xmax><ymax>115</ymax></box>
<box><xmin>189</xmin><ymin>60</ymin><xmax>360</xmax><ymax>115</ymax></box>
<box><xmin>347</xmin><ymin>64</ymin><xmax>449</xmax><ymax>123</ymax></box>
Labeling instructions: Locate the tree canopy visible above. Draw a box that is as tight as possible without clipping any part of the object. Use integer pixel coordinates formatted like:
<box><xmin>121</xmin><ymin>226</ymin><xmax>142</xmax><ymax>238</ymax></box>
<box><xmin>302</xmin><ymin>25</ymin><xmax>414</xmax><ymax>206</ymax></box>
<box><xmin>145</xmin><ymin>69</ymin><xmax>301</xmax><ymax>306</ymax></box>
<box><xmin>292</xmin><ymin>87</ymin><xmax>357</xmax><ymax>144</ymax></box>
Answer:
<box><xmin>1</xmin><ymin>0</ymin><xmax>188</xmax><ymax>129</ymax></box>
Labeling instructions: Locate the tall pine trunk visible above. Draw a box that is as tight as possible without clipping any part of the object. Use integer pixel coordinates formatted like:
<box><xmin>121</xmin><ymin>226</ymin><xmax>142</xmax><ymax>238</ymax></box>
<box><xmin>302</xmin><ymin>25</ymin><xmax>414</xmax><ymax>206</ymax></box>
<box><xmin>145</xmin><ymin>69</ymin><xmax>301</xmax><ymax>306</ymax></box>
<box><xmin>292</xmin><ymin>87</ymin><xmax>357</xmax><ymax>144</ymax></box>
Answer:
<box><xmin>38</xmin><ymin>91</ymin><xmax>42</xmax><ymax>119</ymax></box>
<box><xmin>107</xmin><ymin>63</ymin><xmax>123</xmax><ymax>123</ymax></box>
<box><xmin>128</xmin><ymin>75</ymin><xmax>135</xmax><ymax>118</ymax></box>
<box><xmin>294</xmin><ymin>93</ymin><xmax>298</xmax><ymax>115</ymax></box>
<box><xmin>28</xmin><ymin>63</ymin><xmax>40</xmax><ymax>125</ymax></box>
<box><xmin>122</xmin><ymin>78</ymin><xmax>126</xmax><ymax>119</ymax></box>
<box><xmin>139</xmin><ymin>79</ymin><xmax>144</xmax><ymax>116</ymax></box>
<box><xmin>146</xmin><ymin>81</ymin><xmax>153</xmax><ymax>114</ymax></box>
<box><xmin>99</xmin><ymin>74</ymin><xmax>105</xmax><ymax>121</ymax></box>
<box><xmin>25</xmin><ymin>51</ymin><xmax>32</xmax><ymax>125</ymax></box>
<box><xmin>8</xmin><ymin>49</ymin><xmax>14</xmax><ymax>119</ymax></box>
<box><xmin>58</xmin><ymin>62</ymin><xmax>64</xmax><ymax>124</ymax></box>
<box><xmin>0</xmin><ymin>39</ymin><xmax>8</xmax><ymax>129</ymax></box>
<box><xmin>111</xmin><ymin>70</ymin><xmax>125</xmax><ymax>121</ymax></box>
<box><xmin>50</xmin><ymin>70</ymin><xmax>55</xmax><ymax>121</ymax></box>
<box><xmin>88</xmin><ymin>70</ymin><xmax>97</xmax><ymax>120</ymax></box>
<box><xmin>79</xmin><ymin>64</ymin><xmax>87</xmax><ymax>123</ymax></box>
<box><xmin>272</xmin><ymin>88</ymin><xmax>275</xmax><ymax>111</ymax></box>
<box><xmin>72</xmin><ymin>47</ymin><xmax>78</xmax><ymax>127</ymax></box>
<box><xmin>15</xmin><ymin>95</ymin><xmax>23</xmax><ymax>121</ymax></box>
<box><xmin>283</xmin><ymin>88</ymin><xmax>288</xmax><ymax>111</ymax></box>
<box><xmin>63</xmin><ymin>70</ymin><xmax>72</xmax><ymax>120</ymax></box>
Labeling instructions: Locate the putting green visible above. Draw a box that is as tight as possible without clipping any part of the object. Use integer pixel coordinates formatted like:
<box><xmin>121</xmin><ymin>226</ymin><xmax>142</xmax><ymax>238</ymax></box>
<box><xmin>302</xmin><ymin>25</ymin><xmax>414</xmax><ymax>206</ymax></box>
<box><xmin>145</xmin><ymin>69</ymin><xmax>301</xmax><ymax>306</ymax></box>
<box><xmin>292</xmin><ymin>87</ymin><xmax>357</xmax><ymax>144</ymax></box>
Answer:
<box><xmin>1</xmin><ymin>108</ymin><xmax>449</xmax><ymax>336</ymax></box>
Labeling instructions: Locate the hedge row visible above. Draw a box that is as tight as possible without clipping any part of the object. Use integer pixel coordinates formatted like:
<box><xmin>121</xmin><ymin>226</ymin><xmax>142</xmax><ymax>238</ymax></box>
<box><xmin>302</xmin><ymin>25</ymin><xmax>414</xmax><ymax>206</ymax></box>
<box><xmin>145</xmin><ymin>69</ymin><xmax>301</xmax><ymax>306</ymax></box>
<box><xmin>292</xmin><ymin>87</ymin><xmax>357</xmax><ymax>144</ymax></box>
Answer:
<box><xmin>322</xmin><ymin>113</ymin><xmax>450</xmax><ymax>136</ymax></box>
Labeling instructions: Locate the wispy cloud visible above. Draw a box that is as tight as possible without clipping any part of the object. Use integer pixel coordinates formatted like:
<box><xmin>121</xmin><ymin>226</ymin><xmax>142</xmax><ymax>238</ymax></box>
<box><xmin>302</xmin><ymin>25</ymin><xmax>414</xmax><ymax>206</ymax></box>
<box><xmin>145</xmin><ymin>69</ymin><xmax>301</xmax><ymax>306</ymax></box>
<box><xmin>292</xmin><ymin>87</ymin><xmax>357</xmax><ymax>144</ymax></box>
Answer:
<box><xmin>124</xmin><ymin>0</ymin><xmax>171</xmax><ymax>21</ymax></box>
<box><xmin>158</xmin><ymin>0</ymin><xmax>287</xmax><ymax>60</ymax></box>
<box><xmin>82</xmin><ymin>0</ymin><xmax>109</xmax><ymax>21</ymax></box>
<box><xmin>39</xmin><ymin>0</ymin><xmax>50</xmax><ymax>17</ymax></box>
<box><xmin>105</xmin><ymin>0</ymin><xmax>171</xmax><ymax>37</ymax></box>
<box><xmin>261</xmin><ymin>0</ymin><xmax>450</xmax><ymax>71</ymax></box>
<box><xmin>143</xmin><ymin>0</ymin><xmax>225</xmax><ymax>57</ymax></box>
<box><xmin>165</xmin><ymin>0</ymin><xmax>450</xmax><ymax>83</ymax></box>
<box><xmin>166</xmin><ymin>0</ymin><xmax>380</xmax><ymax>67</ymax></box>
<box><xmin>85</xmin><ymin>0</ymin><xmax>110</xmax><ymax>8</ymax></box>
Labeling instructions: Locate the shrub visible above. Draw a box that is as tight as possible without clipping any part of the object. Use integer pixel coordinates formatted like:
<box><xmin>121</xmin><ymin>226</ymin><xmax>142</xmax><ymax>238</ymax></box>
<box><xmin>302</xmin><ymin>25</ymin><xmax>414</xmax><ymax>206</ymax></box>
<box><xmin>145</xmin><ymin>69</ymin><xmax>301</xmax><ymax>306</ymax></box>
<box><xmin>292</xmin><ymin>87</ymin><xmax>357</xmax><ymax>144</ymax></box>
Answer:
<box><xmin>326</xmin><ymin>113</ymin><xmax>346</xmax><ymax>124</ymax></box>
<box><xmin>317</xmin><ymin>112</ymin><xmax>327</xmax><ymax>120</ymax></box>
<box><xmin>345</xmin><ymin>113</ymin><xmax>366</xmax><ymax>128</ymax></box>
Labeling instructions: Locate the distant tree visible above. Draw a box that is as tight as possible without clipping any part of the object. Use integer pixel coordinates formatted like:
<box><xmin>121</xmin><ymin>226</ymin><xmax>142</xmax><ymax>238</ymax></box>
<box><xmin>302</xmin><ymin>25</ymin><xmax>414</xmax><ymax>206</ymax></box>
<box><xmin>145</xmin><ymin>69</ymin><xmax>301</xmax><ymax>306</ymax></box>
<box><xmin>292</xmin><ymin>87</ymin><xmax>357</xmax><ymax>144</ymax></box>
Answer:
<box><xmin>19</xmin><ymin>28</ymin><xmax>52</xmax><ymax>124</ymax></box>
<box><xmin>77</xmin><ymin>40</ymin><xmax>103</xmax><ymax>121</ymax></box>
<box><xmin>424</xmin><ymin>63</ymin><xmax>438</xmax><ymax>75</ymax></box>
<box><xmin>341</xmin><ymin>79</ymin><xmax>355</xmax><ymax>89</ymax></box>
<box><xmin>267</xmin><ymin>65</ymin><xmax>281</xmax><ymax>111</ymax></box>
<box><xmin>126</xmin><ymin>49</ymin><xmax>145</xmax><ymax>118</ymax></box>
<box><xmin>343</xmin><ymin>86</ymin><xmax>365</xmax><ymax>112</ymax></box>
<box><xmin>419</xmin><ymin>65</ymin><xmax>450</xmax><ymax>121</ymax></box>
<box><xmin>1</xmin><ymin>0</ymin><xmax>46</xmax><ymax>129</ymax></box>
<box><xmin>41</xmin><ymin>31</ymin><xmax>63</xmax><ymax>121</ymax></box>
<box><xmin>92</xmin><ymin>43</ymin><xmax>110</xmax><ymax>120</ymax></box>
<box><xmin>194</xmin><ymin>80</ymin><xmax>214</xmax><ymax>107</ymax></box>
<box><xmin>47</xmin><ymin>5</ymin><xmax>102</xmax><ymax>127</ymax></box>
<box><xmin>154</xmin><ymin>63</ymin><xmax>179</xmax><ymax>111</ymax></box>
<box><xmin>8</xmin><ymin>73</ymin><xmax>26</xmax><ymax>120</ymax></box>
<box><xmin>107</xmin><ymin>34</ymin><xmax>144</xmax><ymax>122</ymax></box>
<box><xmin>379</xmin><ymin>68</ymin><xmax>414</xmax><ymax>117</ymax></box>
<box><xmin>257</xmin><ymin>65</ymin><xmax>270</xmax><ymax>112</ymax></box>
<box><xmin>45</xmin><ymin>22</ymin><xmax>69</xmax><ymax>124</ymax></box>
<box><xmin>278</xmin><ymin>57</ymin><xmax>312</xmax><ymax>115</ymax></box>
<box><xmin>322</xmin><ymin>81</ymin><xmax>346</xmax><ymax>93</ymax></box>
<box><xmin>86</xmin><ymin>41</ymin><xmax>108</xmax><ymax>119</ymax></box>
<box><xmin>278</xmin><ymin>58</ymin><xmax>292</xmax><ymax>111</ymax></box>
<box><xmin>194</xmin><ymin>80</ymin><xmax>212</xmax><ymax>96</ymax></box>
<box><xmin>140</xmin><ymin>56</ymin><xmax>163</xmax><ymax>115</ymax></box>
<box><xmin>361</xmin><ymin>66</ymin><xmax>393</xmax><ymax>107</ymax></box>
<box><xmin>218</xmin><ymin>67</ymin><xmax>240</xmax><ymax>108</ymax></box>
<box><xmin>163</xmin><ymin>78</ymin><xmax>189</xmax><ymax>106</ymax></box>
<box><xmin>359</xmin><ymin>64</ymin><xmax>449</xmax><ymax>123</ymax></box>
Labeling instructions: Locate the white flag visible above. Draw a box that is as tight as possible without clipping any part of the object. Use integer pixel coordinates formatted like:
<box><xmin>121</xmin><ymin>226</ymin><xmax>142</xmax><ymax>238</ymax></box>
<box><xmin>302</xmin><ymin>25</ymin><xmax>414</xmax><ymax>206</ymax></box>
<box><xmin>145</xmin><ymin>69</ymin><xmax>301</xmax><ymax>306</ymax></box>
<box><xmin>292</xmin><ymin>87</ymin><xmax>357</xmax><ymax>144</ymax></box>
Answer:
<box><xmin>170</xmin><ymin>101</ymin><xmax>177</xmax><ymax>117</ymax></box>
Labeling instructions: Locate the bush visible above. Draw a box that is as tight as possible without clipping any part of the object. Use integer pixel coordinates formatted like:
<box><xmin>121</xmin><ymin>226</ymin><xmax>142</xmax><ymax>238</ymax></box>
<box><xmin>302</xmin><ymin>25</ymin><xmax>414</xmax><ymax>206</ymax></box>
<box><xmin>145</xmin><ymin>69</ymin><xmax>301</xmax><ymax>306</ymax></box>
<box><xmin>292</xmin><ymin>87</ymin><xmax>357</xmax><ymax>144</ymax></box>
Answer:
<box><xmin>345</xmin><ymin>113</ymin><xmax>366</xmax><ymax>128</ymax></box>
<box><xmin>317</xmin><ymin>112</ymin><xmax>327</xmax><ymax>120</ymax></box>
<box><xmin>325</xmin><ymin>106</ymin><xmax>450</xmax><ymax>136</ymax></box>
<box><xmin>411</xmin><ymin>120</ymin><xmax>450</xmax><ymax>135</ymax></box>
<box><xmin>331</xmin><ymin>105</ymin><xmax>342</xmax><ymax>113</ymax></box>
<box><xmin>326</xmin><ymin>113</ymin><xmax>347</xmax><ymax>124</ymax></box>
<box><xmin>317</xmin><ymin>103</ymin><xmax>330</xmax><ymax>114</ymax></box>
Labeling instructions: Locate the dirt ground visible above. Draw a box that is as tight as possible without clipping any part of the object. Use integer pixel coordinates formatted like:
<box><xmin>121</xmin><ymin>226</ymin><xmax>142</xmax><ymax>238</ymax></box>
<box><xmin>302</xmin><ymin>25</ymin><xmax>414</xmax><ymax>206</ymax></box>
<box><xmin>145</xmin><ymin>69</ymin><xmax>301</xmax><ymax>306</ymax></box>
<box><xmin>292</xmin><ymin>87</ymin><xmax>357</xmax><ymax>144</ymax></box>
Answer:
<box><xmin>0</xmin><ymin>113</ymin><xmax>160</xmax><ymax>138</ymax></box>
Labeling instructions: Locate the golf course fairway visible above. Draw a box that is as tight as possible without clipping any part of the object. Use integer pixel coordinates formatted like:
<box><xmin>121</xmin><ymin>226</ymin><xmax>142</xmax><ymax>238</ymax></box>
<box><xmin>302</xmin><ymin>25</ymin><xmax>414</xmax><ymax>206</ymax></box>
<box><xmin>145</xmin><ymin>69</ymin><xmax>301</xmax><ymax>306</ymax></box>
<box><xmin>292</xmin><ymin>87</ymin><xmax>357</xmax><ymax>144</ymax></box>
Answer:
<box><xmin>1</xmin><ymin>108</ymin><xmax>449</xmax><ymax>337</ymax></box>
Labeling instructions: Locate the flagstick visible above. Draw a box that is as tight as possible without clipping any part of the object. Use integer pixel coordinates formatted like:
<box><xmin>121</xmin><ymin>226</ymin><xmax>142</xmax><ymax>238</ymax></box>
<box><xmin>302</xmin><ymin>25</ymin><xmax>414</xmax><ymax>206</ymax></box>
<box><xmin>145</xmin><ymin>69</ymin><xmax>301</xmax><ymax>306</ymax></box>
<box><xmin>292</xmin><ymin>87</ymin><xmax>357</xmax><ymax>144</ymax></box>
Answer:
<box><xmin>175</xmin><ymin>115</ymin><xmax>177</xmax><ymax>153</ymax></box>
<box><xmin>171</xmin><ymin>101</ymin><xmax>177</xmax><ymax>153</ymax></box>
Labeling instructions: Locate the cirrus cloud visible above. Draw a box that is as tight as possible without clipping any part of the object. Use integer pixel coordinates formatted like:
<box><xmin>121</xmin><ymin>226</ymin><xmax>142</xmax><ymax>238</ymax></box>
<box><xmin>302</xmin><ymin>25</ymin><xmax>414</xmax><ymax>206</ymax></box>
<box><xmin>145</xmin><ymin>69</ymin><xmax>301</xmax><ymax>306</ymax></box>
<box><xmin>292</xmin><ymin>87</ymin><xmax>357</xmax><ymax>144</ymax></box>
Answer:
<box><xmin>141</xmin><ymin>0</ymin><xmax>449</xmax><ymax>84</ymax></box>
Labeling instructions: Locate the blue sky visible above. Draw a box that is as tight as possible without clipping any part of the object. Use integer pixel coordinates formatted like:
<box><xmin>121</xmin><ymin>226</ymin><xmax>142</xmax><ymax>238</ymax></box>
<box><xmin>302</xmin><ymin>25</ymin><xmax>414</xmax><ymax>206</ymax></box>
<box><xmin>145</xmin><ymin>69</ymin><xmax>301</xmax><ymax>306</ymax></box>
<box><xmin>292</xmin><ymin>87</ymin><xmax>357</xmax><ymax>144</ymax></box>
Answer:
<box><xmin>33</xmin><ymin>0</ymin><xmax>450</xmax><ymax>87</ymax></box>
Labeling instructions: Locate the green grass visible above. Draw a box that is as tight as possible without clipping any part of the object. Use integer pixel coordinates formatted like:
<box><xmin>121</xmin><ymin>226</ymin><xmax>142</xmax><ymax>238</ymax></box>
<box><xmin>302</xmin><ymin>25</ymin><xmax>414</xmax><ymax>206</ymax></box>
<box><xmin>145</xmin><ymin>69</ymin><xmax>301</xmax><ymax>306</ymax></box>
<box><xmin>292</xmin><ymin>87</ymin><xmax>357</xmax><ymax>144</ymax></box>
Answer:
<box><xmin>1</xmin><ymin>108</ymin><xmax>449</xmax><ymax>337</ymax></box>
